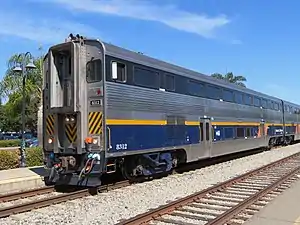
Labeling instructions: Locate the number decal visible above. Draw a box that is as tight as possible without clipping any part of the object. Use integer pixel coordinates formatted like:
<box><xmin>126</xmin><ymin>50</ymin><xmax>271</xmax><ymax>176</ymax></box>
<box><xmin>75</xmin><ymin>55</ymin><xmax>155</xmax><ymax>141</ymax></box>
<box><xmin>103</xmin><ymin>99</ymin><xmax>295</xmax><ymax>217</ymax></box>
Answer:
<box><xmin>116</xmin><ymin>144</ymin><xmax>128</xmax><ymax>150</ymax></box>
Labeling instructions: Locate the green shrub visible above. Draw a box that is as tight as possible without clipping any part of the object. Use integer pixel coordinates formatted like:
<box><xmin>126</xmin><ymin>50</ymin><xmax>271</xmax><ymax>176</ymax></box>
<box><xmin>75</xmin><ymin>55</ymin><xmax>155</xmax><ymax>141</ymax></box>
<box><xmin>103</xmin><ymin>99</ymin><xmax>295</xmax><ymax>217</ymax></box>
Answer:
<box><xmin>26</xmin><ymin>147</ymin><xmax>43</xmax><ymax>167</ymax></box>
<box><xmin>0</xmin><ymin>147</ymin><xmax>43</xmax><ymax>170</ymax></box>
<box><xmin>0</xmin><ymin>150</ymin><xmax>19</xmax><ymax>170</ymax></box>
<box><xmin>0</xmin><ymin>139</ymin><xmax>21</xmax><ymax>147</ymax></box>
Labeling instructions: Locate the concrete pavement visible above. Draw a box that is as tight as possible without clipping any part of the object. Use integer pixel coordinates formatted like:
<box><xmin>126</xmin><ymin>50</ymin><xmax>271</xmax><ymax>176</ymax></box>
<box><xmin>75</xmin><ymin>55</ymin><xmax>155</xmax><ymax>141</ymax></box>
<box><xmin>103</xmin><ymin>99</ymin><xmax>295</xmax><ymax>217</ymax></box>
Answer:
<box><xmin>245</xmin><ymin>177</ymin><xmax>300</xmax><ymax>225</ymax></box>
<box><xmin>0</xmin><ymin>166</ymin><xmax>47</xmax><ymax>194</ymax></box>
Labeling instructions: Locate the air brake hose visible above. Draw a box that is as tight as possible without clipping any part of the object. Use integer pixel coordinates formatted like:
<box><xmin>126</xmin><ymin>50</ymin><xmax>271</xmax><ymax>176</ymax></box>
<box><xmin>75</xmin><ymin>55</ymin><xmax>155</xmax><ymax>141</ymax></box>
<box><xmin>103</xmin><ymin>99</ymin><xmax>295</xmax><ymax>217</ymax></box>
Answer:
<box><xmin>78</xmin><ymin>157</ymin><xmax>97</xmax><ymax>180</ymax></box>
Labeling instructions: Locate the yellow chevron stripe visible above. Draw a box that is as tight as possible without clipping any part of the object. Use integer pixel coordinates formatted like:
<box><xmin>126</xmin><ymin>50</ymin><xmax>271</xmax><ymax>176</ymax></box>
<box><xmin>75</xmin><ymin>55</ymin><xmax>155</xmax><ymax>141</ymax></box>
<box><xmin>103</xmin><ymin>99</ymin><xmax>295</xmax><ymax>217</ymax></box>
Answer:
<box><xmin>89</xmin><ymin>112</ymin><xmax>103</xmax><ymax>134</ymax></box>
<box><xmin>46</xmin><ymin>115</ymin><xmax>54</xmax><ymax>135</ymax></box>
<box><xmin>65</xmin><ymin>123</ymin><xmax>77</xmax><ymax>143</ymax></box>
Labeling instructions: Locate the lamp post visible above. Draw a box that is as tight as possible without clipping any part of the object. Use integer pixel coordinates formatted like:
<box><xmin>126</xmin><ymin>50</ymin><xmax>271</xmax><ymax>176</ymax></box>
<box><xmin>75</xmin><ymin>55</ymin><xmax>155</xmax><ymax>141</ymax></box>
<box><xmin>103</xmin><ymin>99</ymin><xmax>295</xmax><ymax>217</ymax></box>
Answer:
<box><xmin>13</xmin><ymin>52</ymin><xmax>36</xmax><ymax>168</ymax></box>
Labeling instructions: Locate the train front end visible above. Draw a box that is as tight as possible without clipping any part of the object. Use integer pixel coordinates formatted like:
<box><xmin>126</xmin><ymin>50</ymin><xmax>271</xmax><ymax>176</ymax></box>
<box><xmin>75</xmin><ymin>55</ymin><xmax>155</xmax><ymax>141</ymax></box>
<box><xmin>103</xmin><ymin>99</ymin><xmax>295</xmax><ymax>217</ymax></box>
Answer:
<box><xmin>42</xmin><ymin>35</ymin><xmax>106</xmax><ymax>187</ymax></box>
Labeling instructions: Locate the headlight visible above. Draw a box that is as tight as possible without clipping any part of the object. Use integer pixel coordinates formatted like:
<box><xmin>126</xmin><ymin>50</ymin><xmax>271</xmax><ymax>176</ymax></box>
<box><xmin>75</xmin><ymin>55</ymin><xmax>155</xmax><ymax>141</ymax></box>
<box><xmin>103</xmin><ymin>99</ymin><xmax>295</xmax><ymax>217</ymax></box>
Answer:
<box><xmin>92</xmin><ymin>139</ymin><xmax>98</xmax><ymax>145</ymax></box>
<box><xmin>48</xmin><ymin>138</ymin><xmax>53</xmax><ymax>144</ymax></box>
<box><xmin>70</xmin><ymin>116</ymin><xmax>75</xmax><ymax>122</ymax></box>
<box><xmin>65</xmin><ymin>117</ymin><xmax>70</xmax><ymax>122</ymax></box>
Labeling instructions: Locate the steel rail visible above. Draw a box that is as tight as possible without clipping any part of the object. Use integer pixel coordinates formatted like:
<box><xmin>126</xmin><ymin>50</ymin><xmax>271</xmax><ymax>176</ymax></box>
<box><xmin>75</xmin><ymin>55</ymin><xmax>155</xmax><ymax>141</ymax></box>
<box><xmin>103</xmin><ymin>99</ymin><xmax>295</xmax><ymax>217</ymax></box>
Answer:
<box><xmin>0</xmin><ymin>186</ymin><xmax>55</xmax><ymax>203</ymax></box>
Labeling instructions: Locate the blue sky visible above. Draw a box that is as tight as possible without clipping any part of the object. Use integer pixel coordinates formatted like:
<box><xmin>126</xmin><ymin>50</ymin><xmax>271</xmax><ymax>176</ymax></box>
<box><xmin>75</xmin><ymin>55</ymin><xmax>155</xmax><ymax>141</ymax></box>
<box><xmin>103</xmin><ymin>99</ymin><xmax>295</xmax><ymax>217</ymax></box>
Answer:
<box><xmin>0</xmin><ymin>0</ymin><xmax>299</xmax><ymax>104</ymax></box>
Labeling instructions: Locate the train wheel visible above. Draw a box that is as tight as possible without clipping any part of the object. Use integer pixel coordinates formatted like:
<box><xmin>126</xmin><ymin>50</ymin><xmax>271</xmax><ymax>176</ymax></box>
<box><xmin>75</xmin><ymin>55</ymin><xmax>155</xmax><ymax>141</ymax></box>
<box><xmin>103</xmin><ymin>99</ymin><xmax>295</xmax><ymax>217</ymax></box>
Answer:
<box><xmin>268</xmin><ymin>138</ymin><xmax>275</xmax><ymax>150</ymax></box>
<box><xmin>120</xmin><ymin>157</ymin><xmax>141</xmax><ymax>182</ymax></box>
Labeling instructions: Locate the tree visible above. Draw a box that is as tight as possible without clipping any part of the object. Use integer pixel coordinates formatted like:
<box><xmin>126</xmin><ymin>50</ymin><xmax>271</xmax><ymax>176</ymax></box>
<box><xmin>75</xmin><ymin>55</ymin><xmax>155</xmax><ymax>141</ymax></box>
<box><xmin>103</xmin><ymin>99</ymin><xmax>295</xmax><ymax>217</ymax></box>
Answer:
<box><xmin>211</xmin><ymin>72</ymin><xmax>247</xmax><ymax>87</ymax></box>
<box><xmin>0</xmin><ymin>53</ymin><xmax>43</xmax><ymax>132</ymax></box>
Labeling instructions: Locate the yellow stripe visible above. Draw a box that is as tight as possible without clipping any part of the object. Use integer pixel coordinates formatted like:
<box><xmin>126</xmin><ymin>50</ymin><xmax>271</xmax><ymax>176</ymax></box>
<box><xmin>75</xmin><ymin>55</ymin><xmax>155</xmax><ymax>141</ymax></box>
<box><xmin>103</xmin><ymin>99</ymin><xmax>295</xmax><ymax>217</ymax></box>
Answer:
<box><xmin>106</xmin><ymin>119</ymin><xmax>300</xmax><ymax>126</ymax></box>
<box><xmin>285</xmin><ymin>124</ymin><xmax>296</xmax><ymax>126</ymax></box>
<box><xmin>265</xmin><ymin>123</ymin><xmax>282</xmax><ymax>126</ymax></box>
<box><xmin>107</xmin><ymin>119</ymin><xmax>258</xmax><ymax>126</ymax></box>
<box><xmin>185</xmin><ymin>121</ymin><xmax>199</xmax><ymax>125</ymax></box>
<box><xmin>265</xmin><ymin>123</ymin><xmax>297</xmax><ymax>126</ymax></box>
<box><xmin>106</xmin><ymin>119</ymin><xmax>167</xmax><ymax>125</ymax></box>
<box><xmin>186</xmin><ymin>121</ymin><xmax>260</xmax><ymax>126</ymax></box>
<box><xmin>212</xmin><ymin>121</ymin><xmax>260</xmax><ymax>126</ymax></box>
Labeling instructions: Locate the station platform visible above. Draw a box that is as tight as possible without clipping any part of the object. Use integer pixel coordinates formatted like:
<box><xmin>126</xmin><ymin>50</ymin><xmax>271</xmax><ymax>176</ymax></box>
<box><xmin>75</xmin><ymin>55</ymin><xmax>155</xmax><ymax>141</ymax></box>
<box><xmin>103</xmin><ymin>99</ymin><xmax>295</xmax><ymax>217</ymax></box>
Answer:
<box><xmin>245</xmin><ymin>177</ymin><xmax>300</xmax><ymax>225</ymax></box>
<box><xmin>0</xmin><ymin>166</ymin><xmax>47</xmax><ymax>194</ymax></box>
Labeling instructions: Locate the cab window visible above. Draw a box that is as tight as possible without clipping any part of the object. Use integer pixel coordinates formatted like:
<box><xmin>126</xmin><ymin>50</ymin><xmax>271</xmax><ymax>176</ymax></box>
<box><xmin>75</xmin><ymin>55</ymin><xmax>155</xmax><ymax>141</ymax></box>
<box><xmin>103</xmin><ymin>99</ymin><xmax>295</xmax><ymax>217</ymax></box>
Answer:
<box><xmin>86</xmin><ymin>59</ymin><xmax>102</xmax><ymax>83</ymax></box>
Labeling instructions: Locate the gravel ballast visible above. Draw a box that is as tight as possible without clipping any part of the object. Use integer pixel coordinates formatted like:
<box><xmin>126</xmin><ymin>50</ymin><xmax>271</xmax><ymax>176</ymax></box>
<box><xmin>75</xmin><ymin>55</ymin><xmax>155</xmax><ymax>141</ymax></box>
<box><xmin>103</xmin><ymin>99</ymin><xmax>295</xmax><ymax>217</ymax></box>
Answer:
<box><xmin>1</xmin><ymin>144</ymin><xmax>300</xmax><ymax>225</ymax></box>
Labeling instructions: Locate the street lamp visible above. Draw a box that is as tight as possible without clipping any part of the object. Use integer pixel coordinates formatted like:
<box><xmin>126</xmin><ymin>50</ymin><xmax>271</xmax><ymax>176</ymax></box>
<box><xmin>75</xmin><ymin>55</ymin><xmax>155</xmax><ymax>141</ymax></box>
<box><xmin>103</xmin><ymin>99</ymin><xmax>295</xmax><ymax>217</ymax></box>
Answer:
<box><xmin>13</xmin><ymin>52</ymin><xmax>36</xmax><ymax>168</ymax></box>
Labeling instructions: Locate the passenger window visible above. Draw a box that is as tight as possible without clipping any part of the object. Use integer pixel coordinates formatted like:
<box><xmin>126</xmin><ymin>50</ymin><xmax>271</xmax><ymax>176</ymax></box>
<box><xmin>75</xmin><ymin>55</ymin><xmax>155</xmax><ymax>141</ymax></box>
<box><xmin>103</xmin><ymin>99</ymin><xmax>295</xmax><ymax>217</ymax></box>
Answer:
<box><xmin>244</xmin><ymin>94</ymin><xmax>252</xmax><ymax>105</ymax></box>
<box><xmin>86</xmin><ymin>59</ymin><xmax>102</xmax><ymax>83</ymax></box>
<box><xmin>165</xmin><ymin>74</ymin><xmax>175</xmax><ymax>91</ymax></box>
<box><xmin>223</xmin><ymin>89</ymin><xmax>234</xmax><ymax>102</ymax></box>
<box><xmin>111</xmin><ymin>61</ymin><xmax>126</xmax><ymax>82</ymax></box>
<box><xmin>134</xmin><ymin>67</ymin><xmax>159</xmax><ymax>89</ymax></box>
<box><xmin>246</xmin><ymin>128</ymin><xmax>251</xmax><ymax>137</ymax></box>
<box><xmin>253</xmin><ymin>97</ymin><xmax>260</xmax><ymax>107</ymax></box>
<box><xmin>267</xmin><ymin>100</ymin><xmax>273</xmax><ymax>110</ymax></box>
<box><xmin>274</xmin><ymin>103</ymin><xmax>279</xmax><ymax>111</ymax></box>
<box><xmin>207</xmin><ymin>85</ymin><xmax>221</xmax><ymax>100</ymax></box>
<box><xmin>236</xmin><ymin>127</ymin><xmax>244</xmax><ymax>138</ymax></box>
<box><xmin>261</xmin><ymin>99</ymin><xmax>267</xmax><ymax>108</ymax></box>
<box><xmin>224</xmin><ymin>127</ymin><xmax>234</xmax><ymax>139</ymax></box>
<box><xmin>235</xmin><ymin>92</ymin><xmax>243</xmax><ymax>104</ymax></box>
<box><xmin>188</xmin><ymin>80</ymin><xmax>205</xmax><ymax>97</ymax></box>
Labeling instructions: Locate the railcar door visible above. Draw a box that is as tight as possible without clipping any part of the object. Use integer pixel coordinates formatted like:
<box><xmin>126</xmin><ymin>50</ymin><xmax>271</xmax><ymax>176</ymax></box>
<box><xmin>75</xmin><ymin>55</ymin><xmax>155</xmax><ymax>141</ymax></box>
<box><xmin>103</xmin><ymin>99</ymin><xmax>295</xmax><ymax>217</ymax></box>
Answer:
<box><xmin>200</xmin><ymin>117</ymin><xmax>212</xmax><ymax>157</ymax></box>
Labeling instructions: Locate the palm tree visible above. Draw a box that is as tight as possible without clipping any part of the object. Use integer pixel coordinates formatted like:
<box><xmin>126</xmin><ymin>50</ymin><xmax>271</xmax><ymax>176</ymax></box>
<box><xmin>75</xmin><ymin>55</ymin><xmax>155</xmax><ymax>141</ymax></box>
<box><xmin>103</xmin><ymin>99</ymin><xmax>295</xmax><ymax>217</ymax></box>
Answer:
<box><xmin>211</xmin><ymin>72</ymin><xmax>247</xmax><ymax>87</ymax></box>
<box><xmin>0</xmin><ymin>53</ymin><xmax>43</xmax><ymax>131</ymax></box>
<box><xmin>0</xmin><ymin>54</ymin><xmax>42</xmax><ymax>98</ymax></box>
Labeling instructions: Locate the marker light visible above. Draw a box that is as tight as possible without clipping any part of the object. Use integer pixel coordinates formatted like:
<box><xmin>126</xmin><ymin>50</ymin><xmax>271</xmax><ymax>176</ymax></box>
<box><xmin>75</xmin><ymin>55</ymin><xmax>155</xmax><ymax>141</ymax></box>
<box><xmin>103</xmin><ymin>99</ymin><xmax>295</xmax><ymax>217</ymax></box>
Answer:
<box><xmin>85</xmin><ymin>137</ymin><xmax>93</xmax><ymax>144</ymax></box>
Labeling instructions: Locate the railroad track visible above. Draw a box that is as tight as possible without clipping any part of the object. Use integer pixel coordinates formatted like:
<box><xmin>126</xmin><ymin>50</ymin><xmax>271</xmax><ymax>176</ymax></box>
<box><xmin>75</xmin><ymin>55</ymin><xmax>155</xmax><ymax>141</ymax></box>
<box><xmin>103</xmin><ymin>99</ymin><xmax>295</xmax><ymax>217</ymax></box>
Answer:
<box><xmin>0</xmin><ymin>180</ymin><xmax>130</xmax><ymax>218</ymax></box>
<box><xmin>0</xmin><ymin>144</ymin><xmax>298</xmax><ymax>220</ymax></box>
<box><xmin>117</xmin><ymin>152</ymin><xmax>300</xmax><ymax>225</ymax></box>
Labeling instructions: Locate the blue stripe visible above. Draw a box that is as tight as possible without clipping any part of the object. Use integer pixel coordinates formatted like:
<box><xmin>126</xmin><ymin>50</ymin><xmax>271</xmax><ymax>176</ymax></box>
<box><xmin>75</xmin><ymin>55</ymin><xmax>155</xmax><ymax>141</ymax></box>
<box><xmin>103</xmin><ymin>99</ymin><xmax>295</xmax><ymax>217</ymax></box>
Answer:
<box><xmin>108</xmin><ymin>124</ymin><xmax>295</xmax><ymax>153</ymax></box>
<box><xmin>109</xmin><ymin>125</ymin><xmax>199</xmax><ymax>152</ymax></box>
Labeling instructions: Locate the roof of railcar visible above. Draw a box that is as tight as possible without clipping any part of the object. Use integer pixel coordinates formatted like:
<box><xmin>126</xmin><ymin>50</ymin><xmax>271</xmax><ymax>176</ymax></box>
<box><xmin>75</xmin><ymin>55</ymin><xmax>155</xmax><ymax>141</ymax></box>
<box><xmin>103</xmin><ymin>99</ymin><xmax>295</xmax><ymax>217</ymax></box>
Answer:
<box><xmin>45</xmin><ymin>37</ymin><xmax>300</xmax><ymax>107</ymax></box>
<box><xmin>102</xmin><ymin>41</ymin><xmax>293</xmax><ymax>104</ymax></box>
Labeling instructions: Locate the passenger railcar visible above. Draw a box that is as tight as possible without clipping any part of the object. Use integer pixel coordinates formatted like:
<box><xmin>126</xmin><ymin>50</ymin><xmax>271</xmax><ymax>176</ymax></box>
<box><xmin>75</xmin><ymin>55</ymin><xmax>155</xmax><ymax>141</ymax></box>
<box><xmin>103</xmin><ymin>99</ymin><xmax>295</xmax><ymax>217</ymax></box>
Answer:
<box><xmin>42</xmin><ymin>34</ymin><xmax>300</xmax><ymax>187</ymax></box>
